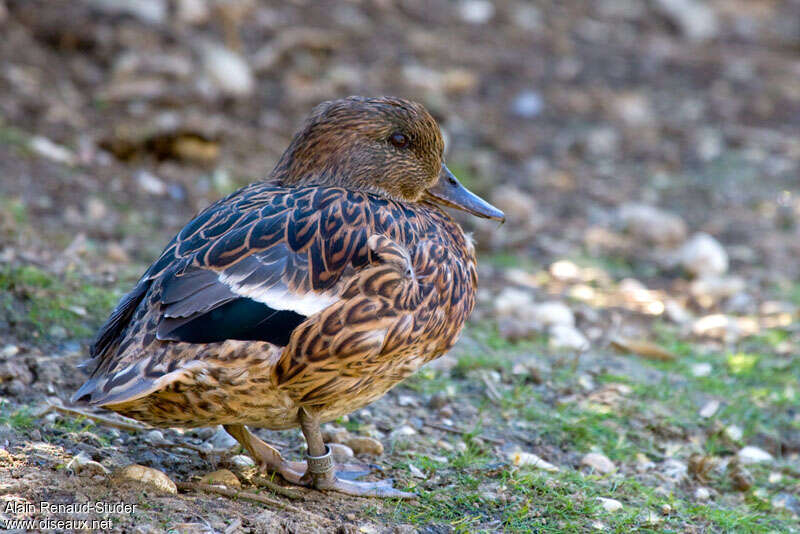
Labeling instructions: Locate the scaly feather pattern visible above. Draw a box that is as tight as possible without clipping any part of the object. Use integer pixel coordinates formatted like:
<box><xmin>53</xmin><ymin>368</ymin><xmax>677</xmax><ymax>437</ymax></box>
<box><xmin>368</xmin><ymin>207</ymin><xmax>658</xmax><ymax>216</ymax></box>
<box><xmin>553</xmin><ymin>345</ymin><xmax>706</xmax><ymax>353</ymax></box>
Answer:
<box><xmin>73</xmin><ymin>182</ymin><xmax>477</xmax><ymax>428</ymax></box>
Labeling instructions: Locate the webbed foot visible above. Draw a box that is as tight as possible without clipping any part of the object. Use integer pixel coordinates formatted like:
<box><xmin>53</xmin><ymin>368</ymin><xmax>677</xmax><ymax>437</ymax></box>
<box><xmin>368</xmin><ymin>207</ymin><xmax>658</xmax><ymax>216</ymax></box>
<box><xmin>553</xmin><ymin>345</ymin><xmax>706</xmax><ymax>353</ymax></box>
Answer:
<box><xmin>304</xmin><ymin>445</ymin><xmax>415</xmax><ymax>499</ymax></box>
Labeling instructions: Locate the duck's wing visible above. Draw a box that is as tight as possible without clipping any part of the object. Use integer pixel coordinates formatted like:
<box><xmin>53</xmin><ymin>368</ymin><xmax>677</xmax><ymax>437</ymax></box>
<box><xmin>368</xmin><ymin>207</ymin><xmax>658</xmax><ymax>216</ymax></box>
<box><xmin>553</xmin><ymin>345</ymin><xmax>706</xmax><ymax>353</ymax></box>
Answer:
<box><xmin>274</xmin><ymin>235</ymin><xmax>464</xmax><ymax>408</ymax></box>
<box><xmin>74</xmin><ymin>185</ymin><xmax>393</xmax><ymax>405</ymax></box>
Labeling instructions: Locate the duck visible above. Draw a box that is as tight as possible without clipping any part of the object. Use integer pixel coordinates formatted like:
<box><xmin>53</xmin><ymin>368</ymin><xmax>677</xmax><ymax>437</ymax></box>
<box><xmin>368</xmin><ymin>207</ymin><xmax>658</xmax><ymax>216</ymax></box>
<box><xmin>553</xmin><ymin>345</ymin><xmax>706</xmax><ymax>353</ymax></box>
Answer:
<box><xmin>72</xmin><ymin>96</ymin><xmax>504</xmax><ymax>498</ymax></box>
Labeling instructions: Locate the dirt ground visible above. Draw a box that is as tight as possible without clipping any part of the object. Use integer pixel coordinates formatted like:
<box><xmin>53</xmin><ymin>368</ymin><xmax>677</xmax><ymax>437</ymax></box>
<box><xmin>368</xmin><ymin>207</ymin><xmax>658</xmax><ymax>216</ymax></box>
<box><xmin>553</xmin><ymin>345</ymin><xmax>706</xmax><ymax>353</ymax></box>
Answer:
<box><xmin>0</xmin><ymin>0</ymin><xmax>799</xmax><ymax>532</ymax></box>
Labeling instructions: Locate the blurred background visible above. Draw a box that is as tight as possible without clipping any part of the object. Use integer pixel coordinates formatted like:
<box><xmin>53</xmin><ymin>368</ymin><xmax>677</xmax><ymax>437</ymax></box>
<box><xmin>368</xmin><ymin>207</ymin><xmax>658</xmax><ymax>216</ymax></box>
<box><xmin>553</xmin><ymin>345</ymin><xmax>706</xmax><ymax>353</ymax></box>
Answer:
<box><xmin>0</xmin><ymin>0</ymin><xmax>799</xmax><ymax>531</ymax></box>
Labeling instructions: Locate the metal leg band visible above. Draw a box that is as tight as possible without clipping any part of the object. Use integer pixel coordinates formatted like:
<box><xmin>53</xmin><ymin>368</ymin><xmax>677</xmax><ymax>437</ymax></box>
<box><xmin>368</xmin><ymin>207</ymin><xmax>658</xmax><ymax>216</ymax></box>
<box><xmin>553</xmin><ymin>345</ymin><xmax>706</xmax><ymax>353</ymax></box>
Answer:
<box><xmin>306</xmin><ymin>445</ymin><xmax>335</xmax><ymax>476</ymax></box>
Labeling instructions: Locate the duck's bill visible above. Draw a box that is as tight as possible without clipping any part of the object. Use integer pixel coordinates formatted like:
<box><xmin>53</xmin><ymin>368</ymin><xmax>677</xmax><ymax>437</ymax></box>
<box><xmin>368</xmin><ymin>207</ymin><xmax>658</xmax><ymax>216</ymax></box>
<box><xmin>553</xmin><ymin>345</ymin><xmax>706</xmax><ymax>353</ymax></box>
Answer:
<box><xmin>425</xmin><ymin>165</ymin><xmax>505</xmax><ymax>222</ymax></box>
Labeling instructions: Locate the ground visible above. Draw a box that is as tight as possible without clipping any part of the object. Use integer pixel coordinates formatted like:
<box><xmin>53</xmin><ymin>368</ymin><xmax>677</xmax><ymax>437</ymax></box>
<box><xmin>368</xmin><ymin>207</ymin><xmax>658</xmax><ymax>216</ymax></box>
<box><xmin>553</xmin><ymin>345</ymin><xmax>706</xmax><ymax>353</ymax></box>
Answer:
<box><xmin>0</xmin><ymin>0</ymin><xmax>799</xmax><ymax>532</ymax></box>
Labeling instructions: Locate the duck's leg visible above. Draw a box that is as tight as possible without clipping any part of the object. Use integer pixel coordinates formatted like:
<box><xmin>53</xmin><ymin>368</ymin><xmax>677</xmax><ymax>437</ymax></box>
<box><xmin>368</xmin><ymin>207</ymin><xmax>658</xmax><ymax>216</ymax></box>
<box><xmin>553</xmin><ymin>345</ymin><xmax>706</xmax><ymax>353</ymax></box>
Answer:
<box><xmin>299</xmin><ymin>408</ymin><xmax>415</xmax><ymax>499</ymax></box>
<box><xmin>223</xmin><ymin>424</ymin><xmax>306</xmax><ymax>484</ymax></box>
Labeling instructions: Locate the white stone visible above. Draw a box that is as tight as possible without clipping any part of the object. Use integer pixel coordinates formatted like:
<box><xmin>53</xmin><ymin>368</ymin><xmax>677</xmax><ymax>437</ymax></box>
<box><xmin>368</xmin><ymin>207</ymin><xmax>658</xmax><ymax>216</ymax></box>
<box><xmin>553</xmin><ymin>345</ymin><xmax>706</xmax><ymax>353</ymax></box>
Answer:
<box><xmin>493</xmin><ymin>287</ymin><xmax>535</xmax><ymax>318</ymax></box>
<box><xmin>408</xmin><ymin>464</ymin><xmax>425</xmax><ymax>478</ymax></box>
<box><xmin>67</xmin><ymin>452</ymin><xmax>110</xmax><ymax>476</ymax></box>
<box><xmin>391</xmin><ymin>425</ymin><xmax>417</xmax><ymax>438</ymax></box>
<box><xmin>724</xmin><ymin>425</ymin><xmax>743</xmax><ymax>441</ymax></box>
<box><xmin>550</xmin><ymin>260</ymin><xmax>580</xmax><ymax>281</ymax></box>
<box><xmin>654</xmin><ymin>0</ymin><xmax>719</xmax><ymax>42</ymax></box>
<box><xmin>328</xmin><ymin>443</ymin><xmax>354</xmax><ymax>463</ymax></box>
<box><xmin>678</xmin><ymin>233</ymin><xmax>729</xmax><ymax>277</ymax></box>
<box><xmin>458</xmin><ymin>0</ymin><xmax>494</xmax><ymax>24</ymax></box>
<box><xmin>209</xmin><ymin>426</ymin><xmax>238</xmax><ymax>450</ymax></box>
<box><xmin>175</xmin><ymin>0</ymin><xmax>209</xmax><ymax>24</ymax></box>
<box><xmin>618</xmin><ymin>203</ymin><xmax>687</xmax><ymax>246</ymax></box>
<box><xmin>397</xmin><ymin>395</ymin><xmax>418</xmax><ymax>408</ymax></box>
<box><xmin>201</xmin><ymin>42</ymin><xmax>254</xmax><ymax>98</ymax></box>
<box><xmin>690</xmin><ymin>275</ymin><xmax>746</xmax><ymax>301</ymax></box>
<box><xmin>597</xmin><ymin>497</ymin><xmax>623</xmax><ymax>512</ymax></box>
<box><xmin>694</xmin><ymin>487</ymin><xmax>711</xmax><ymax>501</ymax></box>
<box><xmin>692</xmin><ymin>314</ymin><xmax>738</xmax><ymax>341</ymax></box>
<box><xmin>29</xmin><ymin>136</ymin><xmax>76</xmax><ymax>165</ymax></box>
<box><xmin>229</xmin><ymin>455</ymin><xmax>256</xmax><ymax>468</ymax></box>
<box><xmin>144</xmin><ymin>430</ymin><xmax>165</xmax><ymax>443</ymax></box>
<box><xmin>581</xmin><ymin>452</ymin><xmax>616</xmax><ymax>474</ymax></box>
<box><xmin>508</xmin><ymin>451</ymin><xmax>559</xmax><ymax>472</ymax></box>
<box><xmin>89</xmin><ymin>0</ymin><xmax>167</xmax><ymax>24</ymax></box>
<box><xmin>737</xmin><ymin>446</ymin><xmax>773</xmax><ymax>464</ymax></box>
<box><xmin>698</xmin><ymin>400</ymin><xmax>720</xmax><ymax>418</ymax></box>
<box><xmin>510</xmin><ymin>91</ymin><xmax>544</xmax><ymax>119</ymax></box>
<box><xmin>549</xmin><ymin>325</ymin><xmax>589</xmax><ymax>352</ymax></box>
<box><xmin>532</xmin><ymin>302</ymin><xmax>575</xmax><ymax>328</ymax></box>
<box><xmin>135</xmin><ymin>170</ymin><xmax>167</xmax><ymax>196</ymax></box>
<box><xmin>691</xmin><ymin>362</ymin><xmax>713</xmax><ymax>377</ymax></box>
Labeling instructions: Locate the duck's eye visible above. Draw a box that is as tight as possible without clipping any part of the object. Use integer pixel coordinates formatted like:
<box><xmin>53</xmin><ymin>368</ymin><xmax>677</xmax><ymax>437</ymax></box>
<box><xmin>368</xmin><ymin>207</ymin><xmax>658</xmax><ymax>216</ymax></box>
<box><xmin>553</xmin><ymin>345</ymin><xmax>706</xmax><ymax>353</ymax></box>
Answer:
<box><xmin>389</xmin><ymin>132</ymin><xmax>409</xmax><ymax>149</ymax></box>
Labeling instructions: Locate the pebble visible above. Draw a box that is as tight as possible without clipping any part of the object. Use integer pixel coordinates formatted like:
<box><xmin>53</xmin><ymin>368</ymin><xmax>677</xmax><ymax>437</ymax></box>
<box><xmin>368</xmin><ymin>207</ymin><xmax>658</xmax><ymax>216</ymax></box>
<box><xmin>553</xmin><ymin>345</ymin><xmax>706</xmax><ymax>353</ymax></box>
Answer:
<box><xmin>89</xmin><ymin>0</ymin><xmax>167</xmax><ymax>24</ymax></box>
<box><xmin>458</xmin><ymin>0</ymin><xmax>495</xmax><ymax>24</ymax></box>
<box><xmin>201</xmin><ymin>42</ymin><xmax>254</xmax><ymax>98</ymax></box>
<box><xmin>692</xmin><ymin>314</ymin><xmax>739</xmax><ymax>342</ymax></box>
<box><xmin>510</xmin><ymin>91</ymin><xmax>544</xmax><ymax>119</ymax></box>
<box><xmin>208</xmin><ymin>426</ymin><xmax>238</xmax><ymax>450</ymax></box>
<box><xmin>436</xmin><ymin>440</ymin><xmax>454</xmax><ymax>452</ymax></box>
<box><xmin>229</xmin><ymin>455</ymin><xmax>256</xmax><ymax>469</ymax></box>
<box><xmin>391</xmin><ymin>425</ymin><xmax>417</xmax><ymax>439</ymax></box>
<box><xmin>144</xmin><ymin>430</ymin><xmax>165</xmax><ymax>444</ymax></box>
<box><xmin>397</xmin><ymin>395</ymin><xmax>418</xmax><ymax>408</ymax></box>
<box><xmin>114</xmin><ymin>465</ymin><xmax>177</xmax><ymax>494</ymax></box>
<box><xmin>618</xmin><ymin>203</ymin><xmax>687</xmax><ymax>246</ymax></box>
<box><xmin>200</xmin><ymin>469</ymin><xmax>241</xmax><ymax>489</ymax></box>
<box><xmin>771</xmin><ymin>493</ymin><xmax>800</xmax><ymax>515</ymax></box>
<box><xmin>737</xmin><ymin>446</ymin><xmax>773</xmax><ymax>464</ymax></box>
<box><xmin>660</xmin><ymin>458</ymin><xmax>688</xmax><ymax>483</ymax></box>
<box><xmin>438</xmin><ymin>405</ymin><xmax>454</xmax><ymax>418</ymax></box>
<box><xmin>29</xmin><ymin>136</ymin><xmax>77</xmax><ymax>165</ymax></box>
<box><xmin>690</xmin><ymin>275</ymin><xmax>745</xmax><ymax>300</ymax></box>
<box><xmin>428</xmin><ymin>392</ymin><xmax>450</xmax><ymax>410</ymax></box>
<box><xmin>654</xmin><ymin>0</ymin><xmax>719</xmax><ymax>42</ymax></box>
<box><xmin>690</xmin><ymin>362</ymin><xmax>713</xmax><ymax>377</ymax></box>
<box><xmin>597</xmin><ymin>497</ymin><xmax>623</xmax><ymax>512</ymax></box>
<box><xmin>509</xmin><ymin>451</ymin><xmax>559</xmax><ymax>472</ymax></box>
<box><xmin>328</xmin><ymin>443</ymin><xmax>354</xmax><ymax>462</ymax></box>
<box><xmin>723</xmin><ymin>425</ymin><xmax>743</xmax><ymax>442</ymax></box>
<box><xmin>323</xmin><ymin>426</ymin><xmax>351</xmax><ymax>444</ymax></box>
<box><xmin>1</xmin><ymin>344</ymin><xmax>19</xmax><ymax>357</ymax></box>
<box><xmin>694</xmin><ymin>487</ymin><xmax>711</xmax><ymax>501</ymax></box>
<box><xmin>493</xmin><ymin>287</ymin><xmax>534</xmax><ymax>318</ymax></box>
<box><xmin>643</xmin><ymin>510</ymin><xmax>662</xmax><ymax>525</ymax></box>
<box><xmin>581</xmin><ymin>452</ymin><xmax>616</xmax><ymax>474</ymax></box>
<box><xmin>490</xmin><ymin>186</ymin><xmax>538</xmax><ymax>223</ymax></box>
<box><xmin>678</xmin><ymin>233</ymin><xmax>729</xmax><ymax>277</ymax></box>
<box><xmin>698</xmin><ymin>400</ymin><xmax>720</xmax><ymax>418</ymax></box>
<box><xmin>549</xmin><ymin>325</ymin><xmax>590</xmax><ymax>352</ymax></box>
<box><xmin>345</xmin><ymin>436</ymin><xmax>384</xmax><ymax>456</ymax></box>
<box><xmin>532</xmin><ymin>301</ymin><xmax>575</xmax><ymax>328</ymax></box>
<box><xmin>175</xmin><ymin>0</ymin><xmax>209</xmax><ymax>25</ymax></box>
<box><xmin>67</xmin><ymin>452</ymin><xmax>110</xmax><ymax>476</ymax></box>
<box><xmin>135</xmin><ymin>170</ymin><xmax>167</xmax><ymax>196</ymax></box>
<box><xmin>408</xmin><ymin>464</ymin><xmax>425</xmax><ymax>478</ymax></box>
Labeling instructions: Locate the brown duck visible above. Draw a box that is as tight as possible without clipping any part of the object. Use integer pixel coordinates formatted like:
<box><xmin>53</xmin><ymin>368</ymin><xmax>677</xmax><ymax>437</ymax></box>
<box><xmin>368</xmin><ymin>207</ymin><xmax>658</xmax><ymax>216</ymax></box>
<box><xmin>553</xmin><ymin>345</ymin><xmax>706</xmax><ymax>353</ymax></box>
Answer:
<box><xmin>73</xmin><ymin>96</ymin><xmax>504</xmax><ymax>498</ymax></box>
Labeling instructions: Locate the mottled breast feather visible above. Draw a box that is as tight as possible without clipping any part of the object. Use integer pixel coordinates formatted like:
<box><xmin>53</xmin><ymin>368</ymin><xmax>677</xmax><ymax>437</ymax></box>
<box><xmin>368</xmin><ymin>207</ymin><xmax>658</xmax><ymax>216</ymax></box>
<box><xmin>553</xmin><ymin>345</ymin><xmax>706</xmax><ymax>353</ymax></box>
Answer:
<box><xmin>73</xmin><ymin>183</ymin><xmax>477</xmax><ymax>410</ymax></box>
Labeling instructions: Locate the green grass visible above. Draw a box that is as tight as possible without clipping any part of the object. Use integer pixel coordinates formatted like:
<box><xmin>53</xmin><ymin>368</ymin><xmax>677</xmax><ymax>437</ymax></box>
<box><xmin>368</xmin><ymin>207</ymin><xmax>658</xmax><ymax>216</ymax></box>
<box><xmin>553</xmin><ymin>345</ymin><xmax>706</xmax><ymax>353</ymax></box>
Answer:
<box><xmin>0</xmin><ymin>402</ymin><xmax>36</xmax><ymax>430</ymax></box>
<box><xmin>0</xmin><ymin>264</ymin><xmax>122</xmax><ymax>339</ymax></box>
<box><xmin>375</xmin><ymin>315</ymin><xmax>799</xmax><ymax>532</ymax></box>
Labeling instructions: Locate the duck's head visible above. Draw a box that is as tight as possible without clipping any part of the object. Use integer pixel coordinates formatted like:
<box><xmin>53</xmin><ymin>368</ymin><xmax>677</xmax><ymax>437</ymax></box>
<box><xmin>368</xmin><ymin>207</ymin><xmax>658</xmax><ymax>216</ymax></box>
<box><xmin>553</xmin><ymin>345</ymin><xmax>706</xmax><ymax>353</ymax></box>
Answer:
<box><xmin>273</xmin><ymin>96</ymin><xmax>505</xmax><ymax>222</ymax></box>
